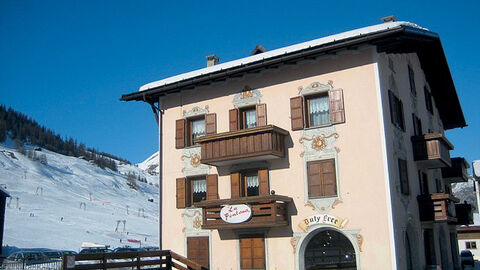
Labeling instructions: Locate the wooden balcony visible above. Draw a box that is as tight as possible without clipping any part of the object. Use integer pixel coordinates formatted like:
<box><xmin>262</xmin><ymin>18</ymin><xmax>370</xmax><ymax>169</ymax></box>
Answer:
<box><xmin>193</xmin><ymin>195</ymin><xmax>292</xmax><ymax>230</ymax></box>
<box><xmin>411</xmin><ymin>133</ymin><xmax>453</xmax><ymax>168</ymax></box>
<box><xmin>417</xmin><ymin>193</ymin><xmax>458</xmax><ymax>223</ymax></box>
<box><xmin>194</xmin><ymin>125</ymin><xmax>289</xmax><ymax>166</ymax></box>
<box><xmin>442</xmin><ymin>157</ymin><xmax>470</xmax><ymax>183</ymax></box>
<box><xmin>455</xmin><ymin>202</ymin><xmax>474</xmax><ymax>225</ymax></box>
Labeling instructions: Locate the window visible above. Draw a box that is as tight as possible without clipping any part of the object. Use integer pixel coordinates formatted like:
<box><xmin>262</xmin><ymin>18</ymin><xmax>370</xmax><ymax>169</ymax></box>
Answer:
<box><xmin>466</xmin><ymin>241</ymin><xmax>477</xmax><ymax>249</ymax></box>
<box><xmin>388</xmin><ymin>90</ymin><xmax>405</xmax><ymax>131</ymax></box>
<box><xmin>306</xmin><ymin>94</ymin><xmax>330</xmax><ymax>127</ymax></box>
<box><xmin>408</xmin><ymin>65</ymin><xmax>416</xmax><ymax>96</ymax></box>
<box><xmin>435</xmin><ymin>178</ymin><xmax>443</xmax><ymax>193</ymax></box>
<box><xmin>424</xmin><ymin>229</ymin><xmax>436</xmax><ymax>266</ymax></box>
<box><xmin>398</xmin><ymin>159</ymin><xmax>409</xmax><ymax>195</ymax></box>
<box><xmin>418</xmin><ymin>171</ymin><xmax>429</xmax><ymax>195</ymax></box>
<box><xmin>190</xmin><ymin>176</ymin><xmax>207</xmax><ymax>204</ymax></box>
<box><xmin>229</xmin><ymin>104</ymin><xmax>267</xmax><ymax>131</ymax></box>
<box><xmin>187</xmin><ymin>117</ymin><xmax>205</xmax><ymax>146</ymax></box>
<box><xmin>231</xmin><ymin>169</ymin><xmax>269</xmax><ymax>198</ymax></box>
<box><xmin>424</xmin><ymin>86</ymin><xmax>434</xmax><ymax>115</ymax></box>
<box><xmin>240</xmin><ymin>234</ymin><xmax>265</xmax><ymax>270</ymax></box>
<box><xmin>290</xmin><ymin>88</ymin><xmax>345</xmax><ymax>131</ymax></box>
<box><xmin>175</xmin><ymin>113</ymin><xmax>216</xmax><ymax>149</ymax></box>
<box><xmin>240</xmin><ymin>106</ymin><xmax>257</xmax><ymax>129</ymax></box>
<box><xmin>176</xmin><ymin>174</ymin><xmax>218</xmax><ymax>208</ymax></box>
<box><xmin>412</xmin><ymin>114</ymin><xmax>422</xmax><ymax>136</ymax></box>
<box><xmin>307</xmin><ymin>159</ymin><xmax>337</xmax><ymax>198</ymax></box>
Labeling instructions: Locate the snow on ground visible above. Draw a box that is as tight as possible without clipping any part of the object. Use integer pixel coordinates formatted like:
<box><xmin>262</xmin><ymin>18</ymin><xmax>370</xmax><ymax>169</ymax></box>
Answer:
<box><xmin>0</xmin><ymin>144</ymin><xmax>159</xmax><ymax>252</ymax></box>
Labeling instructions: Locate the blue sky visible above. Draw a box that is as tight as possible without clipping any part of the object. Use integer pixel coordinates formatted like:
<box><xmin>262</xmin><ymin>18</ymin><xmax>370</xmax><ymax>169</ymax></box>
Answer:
<box><xmin>1</xmin><ymin>0</ymin><xmax>479</xmax><ymax>164</ymax></box>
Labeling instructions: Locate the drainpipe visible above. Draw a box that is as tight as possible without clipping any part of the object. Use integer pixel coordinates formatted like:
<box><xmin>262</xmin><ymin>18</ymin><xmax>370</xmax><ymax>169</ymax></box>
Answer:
<box><xmin>149</xmin><ymin>100</ymin><xmax>164</xmax><ymax>250</ymax></box>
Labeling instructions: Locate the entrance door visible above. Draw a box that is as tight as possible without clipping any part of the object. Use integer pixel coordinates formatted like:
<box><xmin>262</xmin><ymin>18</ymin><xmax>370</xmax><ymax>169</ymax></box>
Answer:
<box><xmin>240</xmin><ymin>234</ymin><xmax>266</xmax><ymax>269</ymax></box>
<box><xmin>187</xmin><ymin>237</ymin><xmax>209</xmax><ymax>268</ymax></box>
<box><xmin>304</xmin><ymin>230</ymin><xmax>356</xmax><ymax>270</ymax></box>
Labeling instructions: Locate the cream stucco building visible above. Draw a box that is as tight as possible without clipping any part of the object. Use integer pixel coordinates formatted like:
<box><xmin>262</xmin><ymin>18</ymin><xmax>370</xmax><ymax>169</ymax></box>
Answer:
<box><xmin>121</xmin><ymin>20</ymin><xmax>471</xmax><ymax>270</ymax></box>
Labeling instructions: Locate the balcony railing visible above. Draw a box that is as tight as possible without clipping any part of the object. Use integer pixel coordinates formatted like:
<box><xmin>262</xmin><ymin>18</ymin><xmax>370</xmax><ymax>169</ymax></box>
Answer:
<box><xmin>411</xmin><ymin>133</ymin><xmax>453</xmax><ymax>168</ymax></box>
<box><xmin>442</xmin><ymin>157</ymin><xmax>470</xmax><ymax>183</ymax></box>
<box><xmin>193</xmin><ymin>195</ymin><xmax>292</xmax><ymax>230</ymax></box>
<box><xmin>194</xmin><ymin>125</ymin><xmax>289</xmax><ymax>166</ymax></box>
<box><xmin>417</xmin><ymin>193</ymin><xmax>458</xmax><ymax>223</ymax></box>
<box><xmin>455</xmin><ymin>202</ymin><xmax>474</xmax><ymax>225</ymax></box>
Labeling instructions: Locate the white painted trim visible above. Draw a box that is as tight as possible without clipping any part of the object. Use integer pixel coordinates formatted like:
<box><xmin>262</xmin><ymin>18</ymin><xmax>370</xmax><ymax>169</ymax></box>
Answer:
<box><xmin>373</xmin><ymin>51</ymin><xmax>398</xmax><ymax>269</ymax></box>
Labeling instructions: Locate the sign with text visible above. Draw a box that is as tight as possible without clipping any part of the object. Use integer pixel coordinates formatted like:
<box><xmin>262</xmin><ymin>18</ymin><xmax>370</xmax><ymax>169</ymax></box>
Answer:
<box><xmin>220</xmin><ymin>204</ymin><xmax>252</xmax><ymax>223</ymax></box>
<box><xmin>298</xmin><ymin>214</ymin><xmax>348</xmax><ymax>232</ymax></box>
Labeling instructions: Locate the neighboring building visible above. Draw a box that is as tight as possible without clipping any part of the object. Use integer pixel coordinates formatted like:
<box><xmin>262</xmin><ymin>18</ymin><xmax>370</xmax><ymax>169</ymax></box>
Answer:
<box><xmin>121</xmin><ymin>20</ymin><xmax>471</xmax><ymax>270</ymax></box>
<box><xmin>0</xmin><ymin>186</ymin><xmax>10</xmax><ymax>257</ymax></box>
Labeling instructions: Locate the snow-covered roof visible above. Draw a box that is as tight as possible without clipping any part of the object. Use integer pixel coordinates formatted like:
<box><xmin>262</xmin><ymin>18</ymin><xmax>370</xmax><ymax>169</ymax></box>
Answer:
<box><xmin>138</xmin><ymin>21</ymin><xmax>432</xmax><ymax>92</ymax></box>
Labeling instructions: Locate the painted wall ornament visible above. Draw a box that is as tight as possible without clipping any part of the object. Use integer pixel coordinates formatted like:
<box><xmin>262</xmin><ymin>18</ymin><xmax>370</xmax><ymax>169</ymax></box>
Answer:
<box><xmin>181</xmin><ymin>147</ymin><xmax>210</xmax><ymax>177</ymax></box>
<box><xmin>232</xmin><ymin>86</ymin><xmax>262</xmax><ymax>108</ymax></box>
<box><xmin>183</xmin><ymin>105</ymin><xmax>209</xmax><ymax>118</ymax></box>
<box><xmin>299</xmin><ymin>81</ymin><xmax>332</xmax><ymax>96</ymax></box>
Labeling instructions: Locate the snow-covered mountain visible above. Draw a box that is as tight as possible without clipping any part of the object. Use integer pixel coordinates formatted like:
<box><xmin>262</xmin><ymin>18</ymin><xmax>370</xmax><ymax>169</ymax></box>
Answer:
<box><xmin>1</xmin><ymin>141</ymin><xmax>159</xmax><ymax>252</ymax></box>
<box><xmin>137</xmin><ymin>151</ymin><xmax>159</xmax><ymax>175</ymax></box>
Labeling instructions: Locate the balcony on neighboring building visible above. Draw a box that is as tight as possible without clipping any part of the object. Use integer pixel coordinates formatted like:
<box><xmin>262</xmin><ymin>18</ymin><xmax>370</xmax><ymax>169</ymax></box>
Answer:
<box><xmin>417</xmin><ymin>193</ymin><xmax>458</xmax><ymax>223</ymax></box>
<box><xmin>193</xmin><ymin>195</ymin><xmax>292</xmax><ymax>230</ymax></box>
<box><xmin>455</xmin><ymin>202</ymin><xmax>474</xmax><ymax>225</ymax></box>
<box><xmin>194</xmin><ymin>125</ymin><xmax>289</xmax><ymax>166</ymax></box>
<box><xmin>441</xmin><ymin>157</ymin><xmax>470</xmax><ymax>183</ymax></box>
<box><xmin>411</xmin><ymin>133</ymin><xmax>453</xmax><ymax>168</ymax></box>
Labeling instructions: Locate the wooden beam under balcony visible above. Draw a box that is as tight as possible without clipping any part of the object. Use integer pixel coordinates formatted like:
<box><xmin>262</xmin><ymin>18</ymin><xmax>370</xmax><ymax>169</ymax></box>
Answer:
<box><xmin>194</xmin><ymin>125</ymin><xmax>289</xmax><ymax>166</ymax></box>
<box><xmin>442</xmin><ymin>157</ymin><xmax>470</xmax><ymax>183</ymax></box>
<box><xmin>194</xmin><ymin>195</ymin><xmax>292</xmax><ymax>230</ymax></box>
<box><xmin>411</xmin><ymin>133</ymin><xmax>453</xmax><ymax>168</ymax></box>
<box><xmin>417</xmin><ymin>193</ymin><xmax>458</xmax><ymax>223</ymax></box>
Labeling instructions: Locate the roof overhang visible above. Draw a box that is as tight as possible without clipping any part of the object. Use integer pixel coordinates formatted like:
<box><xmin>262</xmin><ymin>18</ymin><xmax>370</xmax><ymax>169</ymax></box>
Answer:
<box><xmin>120</xmin><ymin>23</ymin><xmax>466</xmax><ymax>129</ymax></box>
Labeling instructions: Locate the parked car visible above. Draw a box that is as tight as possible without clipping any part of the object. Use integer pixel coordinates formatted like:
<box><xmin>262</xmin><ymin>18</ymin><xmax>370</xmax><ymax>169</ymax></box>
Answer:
<box><xmin>113</xmin><ymin>247</ymin><xmax>145</xmax><ymax>253</ymax></box>
<box><xmin>43</xmin><ymin>250</ymin><xmax>63</xmax><ymax>260</ymax></box>
<box><xmin>79</xmin><ymin>248</ymin><xmax>112</xmax><ymax>254</ymax></box>
<box><xmin>460</xmin><ymin>250</ymin><xmax>475</xmax><ymax>267</ymax></box>
<box><xmin>61</xmin><ymin>250</ymin><xmax>78</xmax><ymax>256</ymax></box>
<box><xmin>3</xmin><ymin>251</ymin><xmax>53</xmax><ymax>266</ymax></box>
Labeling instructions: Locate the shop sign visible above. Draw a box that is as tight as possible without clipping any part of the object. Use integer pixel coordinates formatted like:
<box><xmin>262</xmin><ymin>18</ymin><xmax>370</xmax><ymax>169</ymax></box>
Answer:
<box><xmin>221</xmin><ymin>204</ymin><xmax>252</xmax><ymax>223</ymax></box>
<box><xmin>298</xmin><ymin>214</ymin><xmax>348</xmax><ymax>232</ymax></box>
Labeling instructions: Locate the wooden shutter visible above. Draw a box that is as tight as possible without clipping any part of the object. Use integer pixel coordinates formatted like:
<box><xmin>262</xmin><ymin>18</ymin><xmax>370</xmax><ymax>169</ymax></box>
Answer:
<box><xmin>258</xmin><ymin>168</ymin><xmax>270</xmax><ymax>195</ymax></box>
<box><xmin>229</xmin><ymin>108</ymin><xmax>240</xmax><ymax>131</ymax></box>
<box><xmin>176</xmin><ymin>177</ymin><xmax>187</xmax><ymax>208</ymax></box>
<box><xmin>256</xmin><ymin>103</ymin><xmax>267</xmax><ymax>127</ymax></box>
<box><xmin>398</xmin><ymin>159</ymin><xmax>409</xmax><ymax>195</ymax></box>
<box><xmin>175</xmin><ymin>119</ymin><xmax>186</xmax><ymax>149</ymax></box>
<box><xmin>307</xmin><ymin>160</ymin><xmax>337</xmax><ymax>198</ymax></box>
<box><xmin>329</xmin><ymin>89</ymin><xmax>345</xmax><ymax>124</ymax></box>
<box><xmin>240</xmin><ymin>235</ymin><xmax>265</xmax><ymax>270</ymax></box>
<box><xmin>187</xmin><ymin>237</ymin><xmax>209</xmax><ymax>268</ymax></box>
<box><xmin>231</xmin><ymin>172</ymin><xmax>241</xmax><ymax>198</ymax></box>
<box><xmin>290</xmin><ymin>96</ymin><xmax>304</xmax><ymax>130</ymax></box>
<box><xmin>320</xmin><ymin>159</ymin><xmax>337</xmax><ymax>196</ymax></box>
<box><xmin>205</xmin><ymin>113</ymin><xmax>216</xmax><ymax>135</ymax></box>
<box><xmin>388</xmin><ymin>90</ymin><xmax>397</xmax><ymax>127</ymax></box>
<box><xmin>307</xmin><ymin>162</ymin><xmax>322</xmax><ymax>198</ymax></box>
<box><xmin>206</xmin><ymin>174</ymin><xmax>218</xmax><ymax>200</ymax></box>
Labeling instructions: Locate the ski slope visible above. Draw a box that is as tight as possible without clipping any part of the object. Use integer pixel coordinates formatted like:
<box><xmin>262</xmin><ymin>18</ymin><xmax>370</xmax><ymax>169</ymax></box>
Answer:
<box><xmin>0</xmin><ymin>143</ymin><xmax>159</xmax><ymax>252</ymax></box>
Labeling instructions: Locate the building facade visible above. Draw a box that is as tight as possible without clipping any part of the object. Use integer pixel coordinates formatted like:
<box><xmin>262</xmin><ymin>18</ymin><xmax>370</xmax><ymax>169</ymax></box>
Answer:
<box><xmin>122</xmin><ymin>21</ymin><xmax>471</xmax><ymax>270</ymax></box>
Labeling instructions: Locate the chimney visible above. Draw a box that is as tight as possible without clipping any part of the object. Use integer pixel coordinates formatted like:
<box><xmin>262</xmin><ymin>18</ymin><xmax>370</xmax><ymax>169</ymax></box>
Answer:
<box><xmin>381</xmin><ymin>15</ymin><xmax>397</xmax><ymax>23</ymax></box>
<box><xmin>206</xmin><ymin>55</ymin><xmax>220</xmax><ymax>67</ymax></box>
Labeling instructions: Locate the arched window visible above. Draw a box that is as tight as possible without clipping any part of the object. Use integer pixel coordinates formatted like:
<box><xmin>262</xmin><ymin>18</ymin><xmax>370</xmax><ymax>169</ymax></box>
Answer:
<box><xmin>304</xmin><ymin>230</ymin><xmax>356</xmax><ymax>270</ymax></box>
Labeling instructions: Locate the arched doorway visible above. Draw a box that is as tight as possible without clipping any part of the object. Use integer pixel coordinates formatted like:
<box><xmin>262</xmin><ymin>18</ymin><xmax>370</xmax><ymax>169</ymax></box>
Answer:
<box><xmin>303</xmin><ymin>229</ymin><xmax>357</xmax><ymax>270</ymax></box>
